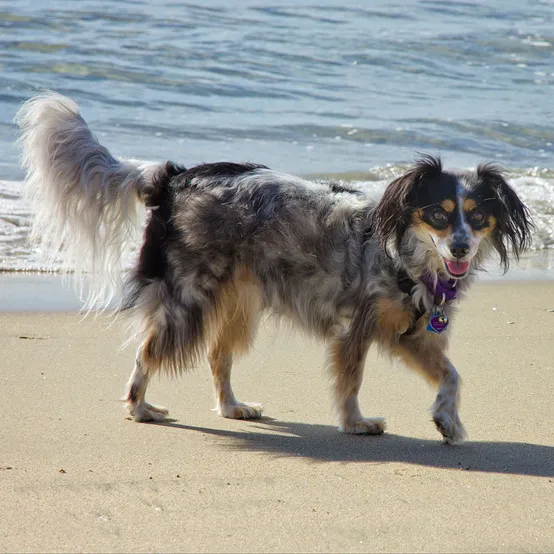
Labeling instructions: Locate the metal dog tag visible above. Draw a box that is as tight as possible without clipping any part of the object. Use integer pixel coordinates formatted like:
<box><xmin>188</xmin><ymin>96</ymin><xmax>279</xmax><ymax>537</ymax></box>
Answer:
<box><xmin>426</xmin><ymin>306</ymin><xmax>449</xmax><ymax>334</ymax></box>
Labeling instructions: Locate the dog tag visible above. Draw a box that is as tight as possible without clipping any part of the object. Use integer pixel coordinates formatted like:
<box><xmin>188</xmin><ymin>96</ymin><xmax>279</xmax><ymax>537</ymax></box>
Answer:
<box><xmin>426</xmin><ymin>307</ymin><xmax>448</xmax><ymax>334</ymax></box>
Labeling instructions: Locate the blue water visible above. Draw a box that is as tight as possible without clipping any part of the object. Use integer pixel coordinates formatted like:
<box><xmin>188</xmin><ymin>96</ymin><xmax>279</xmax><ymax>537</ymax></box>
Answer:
<box><xmin>0</xmin><ymin>0</ymin><xmax>553</xmax><ymax>270</ymax></box>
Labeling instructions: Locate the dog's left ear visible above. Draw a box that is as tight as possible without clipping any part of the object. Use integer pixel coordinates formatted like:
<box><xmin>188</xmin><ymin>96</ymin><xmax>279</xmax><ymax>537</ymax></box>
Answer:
<box><xmin>477</xmin><ymin>163</ymin><xmax>534</xmax><ymax>269</ymax></box>
<box><xmin>373</xmin><ymin>154</ymin><xmax>442</xmax><ymax>255</ymax></box>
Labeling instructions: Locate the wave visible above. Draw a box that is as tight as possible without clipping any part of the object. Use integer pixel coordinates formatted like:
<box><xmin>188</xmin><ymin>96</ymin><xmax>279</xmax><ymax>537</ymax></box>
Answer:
<box><xmin>1</xmin><ymin>165</ymin><xmax>553</xmax><ymax>271</ymax></box>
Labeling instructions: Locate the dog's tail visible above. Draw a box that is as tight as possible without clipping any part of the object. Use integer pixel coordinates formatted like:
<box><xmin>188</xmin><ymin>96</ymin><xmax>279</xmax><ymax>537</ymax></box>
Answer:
<box><xmin>15</xmin><ymin>91</ymin><xmax>180</xmax><ymax>309</ymax></box>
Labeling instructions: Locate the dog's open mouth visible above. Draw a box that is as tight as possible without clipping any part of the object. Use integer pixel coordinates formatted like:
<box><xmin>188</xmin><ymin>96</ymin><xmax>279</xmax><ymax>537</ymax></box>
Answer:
<box><xmin>443</xmin><ymin>258</ymin><xmax>470</xmax><ymax>278</ymax></box>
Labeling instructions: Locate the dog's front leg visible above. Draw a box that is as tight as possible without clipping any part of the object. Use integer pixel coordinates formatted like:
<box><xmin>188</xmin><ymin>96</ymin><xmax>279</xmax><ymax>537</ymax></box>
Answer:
<box><xmin>328</xmin><ymin>335</ymin><xmax>385</xmax><ymax>435</ymax></box>
<box><xmin>431</xmin><ymin>359</ymin><xmax>466</xmax><ymax>444</ymax></box>
<box><xmin>398</xmin><ymin>342</ymin><xmax>466</xmax><ymax>444</ymax></box>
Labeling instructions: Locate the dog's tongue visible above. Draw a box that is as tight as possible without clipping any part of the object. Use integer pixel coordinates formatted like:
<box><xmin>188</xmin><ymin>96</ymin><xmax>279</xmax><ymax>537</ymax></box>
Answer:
<box><xmin>445</xmin><ymin>259</ymin><xmax>470</xmax><ymax>276</ymax></box>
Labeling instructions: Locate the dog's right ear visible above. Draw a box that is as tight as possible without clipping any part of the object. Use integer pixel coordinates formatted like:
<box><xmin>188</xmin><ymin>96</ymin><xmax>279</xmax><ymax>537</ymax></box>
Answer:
<box><xmin>372</xmin><ymin>155</ymin><xmax>442</xmax><ymax>255</ymax></box>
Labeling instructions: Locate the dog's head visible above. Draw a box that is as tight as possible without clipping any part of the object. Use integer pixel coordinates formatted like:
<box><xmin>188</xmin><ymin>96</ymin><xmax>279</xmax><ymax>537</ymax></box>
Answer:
<box><xmin>372</xmin><ymin>155</ymin><xmax>533</xmax><ymax>278</ymax></box>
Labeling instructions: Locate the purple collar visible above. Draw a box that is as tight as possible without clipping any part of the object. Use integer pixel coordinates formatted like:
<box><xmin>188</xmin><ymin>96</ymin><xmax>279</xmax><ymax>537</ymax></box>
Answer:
<box><xmin>420</xmin><ymin>273</ymin><xmax>457</xmax><ymax>303</ymax></box>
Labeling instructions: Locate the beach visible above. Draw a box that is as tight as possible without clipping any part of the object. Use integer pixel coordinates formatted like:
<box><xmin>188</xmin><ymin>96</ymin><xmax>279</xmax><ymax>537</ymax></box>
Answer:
<box><xmin>2</xmin><ymin>2</ymin><xmax>554</xmax><ymax>552</ymax></box>
<box><xmin>1</xmin><ymin>277</ymin><xmax>553</xmax><ymax>553</ymax></box>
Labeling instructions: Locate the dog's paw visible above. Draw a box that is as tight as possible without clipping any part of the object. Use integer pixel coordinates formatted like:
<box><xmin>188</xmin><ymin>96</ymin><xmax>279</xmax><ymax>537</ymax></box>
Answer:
<box><xmin>433</xmin><ymin>412</ymin><xmax>466</xmax><ymax>444</ymax></box>
<box><xmin>129</xmin><ymin>402</ymin><xmax>169</xmax><ymax>423</ymax></box>
<box><xmin>339</xmin><ymin>417</ymin><xmax>386</xmax><ymax>435</ymax></box>
<box><xmin>217</xmin><ymin>401</ymin><xmax>263</xmax><ymax>420</ymax></box>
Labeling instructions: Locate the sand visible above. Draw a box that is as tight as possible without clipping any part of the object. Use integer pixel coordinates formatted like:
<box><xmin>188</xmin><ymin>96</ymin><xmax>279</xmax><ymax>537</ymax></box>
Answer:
<box><xmin>1</xmin><ymin>280</ymin><xmax>553</xmax><ymax>553</ymax></box>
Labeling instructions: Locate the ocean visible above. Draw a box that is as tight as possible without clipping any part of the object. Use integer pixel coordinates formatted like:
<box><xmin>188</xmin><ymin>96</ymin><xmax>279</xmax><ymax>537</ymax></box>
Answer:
<box><xmin>1</xmin><ymin>0</ymin><xmax>553</xmax><ymax>272</ymax></box>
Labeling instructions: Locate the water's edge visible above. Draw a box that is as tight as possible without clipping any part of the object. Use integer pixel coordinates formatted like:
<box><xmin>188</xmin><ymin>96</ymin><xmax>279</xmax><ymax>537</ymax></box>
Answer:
<box><xmin>2</xmin><ymin>250</ymin><xmax>552</xmax><ymax>312</ymax></box>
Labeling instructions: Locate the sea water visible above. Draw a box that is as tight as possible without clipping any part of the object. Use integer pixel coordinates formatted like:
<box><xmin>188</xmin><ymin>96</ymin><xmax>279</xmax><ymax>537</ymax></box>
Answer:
<box><xmin>1</xmin><ymin>0</ymin><xmax>553</xmax><ymax>272</ymax></box>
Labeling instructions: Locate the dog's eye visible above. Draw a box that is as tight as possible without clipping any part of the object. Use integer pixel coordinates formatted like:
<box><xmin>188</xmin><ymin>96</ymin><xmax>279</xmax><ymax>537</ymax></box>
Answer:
<box><xmin>468</xmin><ymin>210</ymin><xmax>486</xmax><ymax>226</ymax></box>
<box><xmin>429</xmin><ymin>209</ymin><xmax>448</xmax><ymax>225</ymax></box>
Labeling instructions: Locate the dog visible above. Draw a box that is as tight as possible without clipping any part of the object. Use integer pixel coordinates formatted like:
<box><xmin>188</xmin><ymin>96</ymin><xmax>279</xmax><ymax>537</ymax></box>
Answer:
<box><xmin>15</xmin><ymin>92</ymin><xmax>532</xmax><ymax>444</ymax></box>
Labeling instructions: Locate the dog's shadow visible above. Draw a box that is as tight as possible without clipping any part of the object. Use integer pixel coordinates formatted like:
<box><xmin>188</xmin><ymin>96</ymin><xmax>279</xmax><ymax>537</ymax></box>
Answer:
<box><xmin>155</xmin><ymin>417</ymin><xmax>554</xmax><ymax>477</ymax></box>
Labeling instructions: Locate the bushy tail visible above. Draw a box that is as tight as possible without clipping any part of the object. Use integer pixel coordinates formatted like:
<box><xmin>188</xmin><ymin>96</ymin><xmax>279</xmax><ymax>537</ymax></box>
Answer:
<box><xmin>15</xmin><ymin>91</ymin><xmax>165</xmax><ymax>309</ymax></box>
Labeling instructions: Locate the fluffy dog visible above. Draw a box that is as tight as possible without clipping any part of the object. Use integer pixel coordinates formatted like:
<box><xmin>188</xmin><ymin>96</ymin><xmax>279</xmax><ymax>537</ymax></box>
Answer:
<box><xmin>16</xmin><ymin>92</ymin><xmax>532</xmax><ymax>443</ymax></box>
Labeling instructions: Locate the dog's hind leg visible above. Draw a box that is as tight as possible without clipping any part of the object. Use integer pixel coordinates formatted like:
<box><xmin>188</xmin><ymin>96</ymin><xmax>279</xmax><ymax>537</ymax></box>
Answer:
<box><xmin>208</xmin><ymin>347</ymin><xmax>263</xmax><ymax>419</ymax></box>
<box><xmin>328</xmin><ymin>336</ymin><xmax>386</xmax><ymax>435</ymax></box>
<box><xmin>397</xmin><ymin>340</ymin><xmax>466</xmax><ymax>444</ymax></box>
<box><xmin>125</xmin><ymin>346</ymin><xmax>169</xmax><ymax>422</ymax></box>
<box><xmin>207</xmin><ymin>273</ymin><xmax>263</xmax><ymax>419</ymax></box>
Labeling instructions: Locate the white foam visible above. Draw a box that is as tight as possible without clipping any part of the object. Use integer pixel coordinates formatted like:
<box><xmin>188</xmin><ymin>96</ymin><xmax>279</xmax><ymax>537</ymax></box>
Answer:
<box><xmin>1</xmin><ymin>166</ymin><xmax>553</xmax><ymax>271</ymax></box>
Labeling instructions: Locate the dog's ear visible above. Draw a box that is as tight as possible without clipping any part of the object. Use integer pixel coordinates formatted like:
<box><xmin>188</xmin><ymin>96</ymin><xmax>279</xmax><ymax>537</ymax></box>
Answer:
<box><xmin>477</xmin><ymin>163</ymin><xmax>533</xmax><ymax>270</ymax></box>
<box><xmin>373</xmin><ymin>154</ymin><xmax>442</xmax><ymax>255</ymax></box>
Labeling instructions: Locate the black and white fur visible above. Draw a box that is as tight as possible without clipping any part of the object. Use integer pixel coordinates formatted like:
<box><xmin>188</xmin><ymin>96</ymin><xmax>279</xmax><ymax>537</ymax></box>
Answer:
<box><xmin>16</xmin><ymin>92</ymin><xmax>532</xmax><ymax>443</ymax></box>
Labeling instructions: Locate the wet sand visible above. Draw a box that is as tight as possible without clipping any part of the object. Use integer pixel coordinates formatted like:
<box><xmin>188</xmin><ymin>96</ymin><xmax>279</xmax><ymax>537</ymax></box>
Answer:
<box><xmin>1</xmin><ymin>280</ymin><xmax>553</xmax><ymax>553</ymax></box>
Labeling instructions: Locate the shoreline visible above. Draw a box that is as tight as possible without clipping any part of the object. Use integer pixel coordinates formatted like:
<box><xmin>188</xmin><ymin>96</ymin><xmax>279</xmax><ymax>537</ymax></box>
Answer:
<box><xmin>1</xmin><ymin>249</ymin><xmax>553</xmax><ymax>311</ymax></box>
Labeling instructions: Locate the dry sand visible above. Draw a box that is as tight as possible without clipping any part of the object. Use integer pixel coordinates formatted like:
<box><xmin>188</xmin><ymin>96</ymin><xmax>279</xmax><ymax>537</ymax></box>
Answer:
<box><xmin>1</xmin><ymin>280</ymin><xmax>553</xmax><ymax>553</ymax></box>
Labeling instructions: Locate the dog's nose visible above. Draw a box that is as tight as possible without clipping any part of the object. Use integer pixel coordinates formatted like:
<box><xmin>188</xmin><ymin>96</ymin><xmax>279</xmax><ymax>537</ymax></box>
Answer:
<box><xmin>450</xmin><ymin>245</ymin><xmax>470</xmax><ymax>259</ymax></box>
